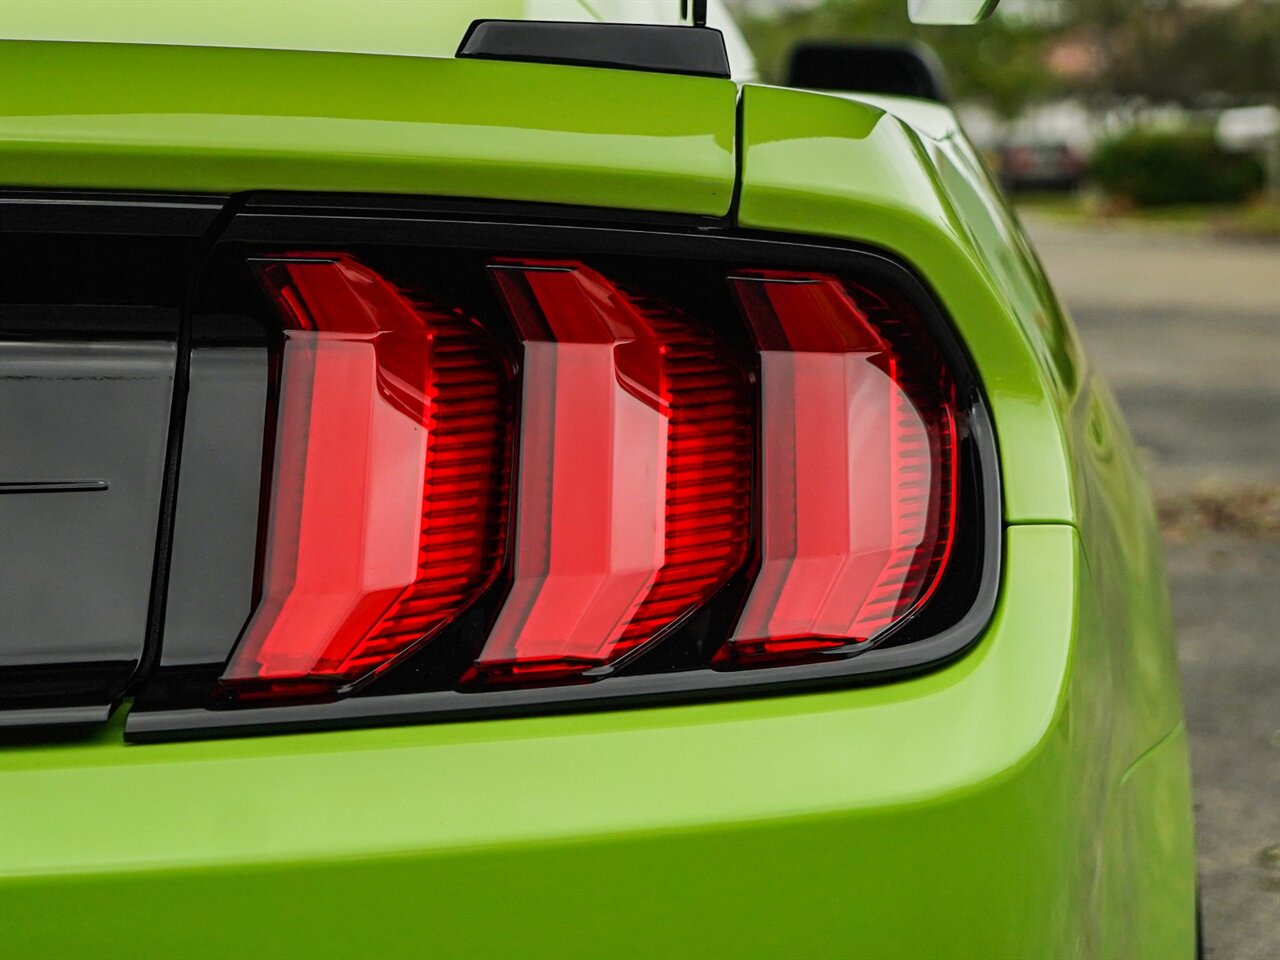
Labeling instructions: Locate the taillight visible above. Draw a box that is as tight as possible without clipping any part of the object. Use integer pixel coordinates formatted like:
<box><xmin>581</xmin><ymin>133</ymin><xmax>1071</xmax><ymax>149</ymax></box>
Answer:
<box><xmin>222</xmin><ymin>259</ymin><xmax>957</xmax><ymax>694</ymax></box>
<box><xmin>462</xmin><ymin>261</ymin><xmax>752</xmax><ymax>687</ymax></box>
<box><xmin>219</xmin><ymin>255</ymin><xmax>511</xmax><ymax>698</ymax></box>
<box><xmin>133</xmin><ymin>217</ymin><xmax>994</xmax><ymax>743</ymax></box>
<box><xmin>713</xmin><ymin>272</ymin><xmax>957</xmax><ymax>667</ymax></box>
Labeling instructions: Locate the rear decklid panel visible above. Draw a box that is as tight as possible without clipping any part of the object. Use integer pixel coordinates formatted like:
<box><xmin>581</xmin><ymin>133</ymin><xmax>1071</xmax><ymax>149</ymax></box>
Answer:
<box><xmin>0</xmin><ymin>40</ymin><xmax>737</xmax><ymax>216</ymax></box>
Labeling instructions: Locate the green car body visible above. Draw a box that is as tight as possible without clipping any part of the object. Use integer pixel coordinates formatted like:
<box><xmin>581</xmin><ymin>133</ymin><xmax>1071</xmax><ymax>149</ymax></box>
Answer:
<box><xmin>0</xmin><ymin>3</ymin><xmax>1195</xmax><ymax>957</ymax></box>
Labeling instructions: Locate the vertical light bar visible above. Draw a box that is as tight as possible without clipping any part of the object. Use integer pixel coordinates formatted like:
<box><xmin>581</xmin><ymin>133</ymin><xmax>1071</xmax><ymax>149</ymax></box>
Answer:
<box><xmin>715</xmin><ymin>271</ymin><xmax>958</xmax><ymax>668</ymax></box>
<box><xmin>464</xmin><ymin>260</ymin><xmax>751</xmax><ymax>688</ymax></box>
<box><xmin>219</xmin><ymin>254</ymin><xmax>511</xmax><ymax>699</ymax></box>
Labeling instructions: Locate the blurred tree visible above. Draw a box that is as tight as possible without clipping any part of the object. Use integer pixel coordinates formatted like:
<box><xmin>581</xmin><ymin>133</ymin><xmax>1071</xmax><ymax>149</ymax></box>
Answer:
<box><xmin>1083</xmin><ymin>0</ymin><xmax>1280</xmax><ymax>108</ymax></box>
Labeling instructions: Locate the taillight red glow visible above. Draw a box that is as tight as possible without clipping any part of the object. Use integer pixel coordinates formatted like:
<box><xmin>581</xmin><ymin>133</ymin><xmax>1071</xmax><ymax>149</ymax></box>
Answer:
<box><xmin>461</xmin><ymin>261</ymin><xmax>752</xmax><ymax>687</ymax></box>
<box><xmin>214</xmin><ymin>247</ymin><xmax>965</xmax><ymax>706</ymax></box>
<box><xmin>713</xmin><ymin>271</ymin><xmax>958</xmax><ymax>668</ymax></box>
<box><xmin>219</xmin><ymin>254</ymin><xmax>511</xmax><ymax>696</ymax></box>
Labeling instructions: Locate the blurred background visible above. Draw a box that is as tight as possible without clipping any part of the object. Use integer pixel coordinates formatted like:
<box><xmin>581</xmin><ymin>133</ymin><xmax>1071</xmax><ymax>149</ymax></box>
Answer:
<box><xmin>725</xmin><ymin>1</ymin><xmax>1279</xmax><ymax>957</ymax></box>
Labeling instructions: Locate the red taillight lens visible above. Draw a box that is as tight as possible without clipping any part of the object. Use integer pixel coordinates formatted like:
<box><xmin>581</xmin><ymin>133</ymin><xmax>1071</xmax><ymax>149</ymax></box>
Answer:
<box><xmin>216</xmin><ymin>252</ymin><xmax>962</xmax><ymax>703</ymax></box>
<box><xmin>462</xmin><ymin>261</ymin><xmax>752</xmax><ymax>687</ymax></box>
<box><xmin>714</xmin><ymin>271</ymin><xmax>958</xmax><ymax>668</ymax></box>
<box><xmin>219</xmin><ymin>255</ymin><xmax>511</xmax><ymax>697</ymax></box>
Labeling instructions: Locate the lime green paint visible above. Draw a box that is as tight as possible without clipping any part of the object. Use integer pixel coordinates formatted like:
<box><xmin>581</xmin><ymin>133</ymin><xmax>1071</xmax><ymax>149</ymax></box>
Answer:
<box><xmin>0</xmin><ymin>40</ymin><xmax>736</xmax><ymax>215</ymax></box>
<box><xmin>1100</xmin><ymin>724</ymin><xmax>1199</xmax><ymax>959</ymax></box>
<box><xmin>1067</xmin><ymin>375</ymin><xmax>1187</xmax><ymax>756</ymax></box>
<box><xmin>0</xmin><ymin>527</ymin><xmax>1194</xmax><ymax>958</ymax></box>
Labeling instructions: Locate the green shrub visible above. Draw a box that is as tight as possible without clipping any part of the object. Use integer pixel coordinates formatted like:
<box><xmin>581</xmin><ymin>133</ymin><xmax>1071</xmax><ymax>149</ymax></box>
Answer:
<box><xmin>1090</xmin><ymin>129</ymin><xmax>1265</xmax><ymax>207</ymax></box>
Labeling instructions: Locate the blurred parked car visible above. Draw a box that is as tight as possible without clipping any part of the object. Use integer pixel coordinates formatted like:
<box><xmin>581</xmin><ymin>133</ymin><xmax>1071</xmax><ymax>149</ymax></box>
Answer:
<box><xmin>996</xmin><ymin>140</ymin><xmax>1087</xmax><ymax>192</ymax></box>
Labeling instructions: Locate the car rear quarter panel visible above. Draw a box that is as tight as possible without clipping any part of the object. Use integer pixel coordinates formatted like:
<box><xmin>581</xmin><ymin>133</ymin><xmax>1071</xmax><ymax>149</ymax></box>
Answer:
<box><xmin>736</xmin><ymin>83</ymin><xmax>1195</xmax><ymax>957</ymax></box>
<box><xmin>737</xmin><ymin>83</ymin><xmax>1186</xmax><ymax>770</ymax></box>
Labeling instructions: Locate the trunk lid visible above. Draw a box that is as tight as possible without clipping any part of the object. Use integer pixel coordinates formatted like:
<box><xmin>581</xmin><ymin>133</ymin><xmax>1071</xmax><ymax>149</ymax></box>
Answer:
<box><xmin>0</xmin><ymin>40</ymin><xmax>737</xmax><ymax>216</ymax></box>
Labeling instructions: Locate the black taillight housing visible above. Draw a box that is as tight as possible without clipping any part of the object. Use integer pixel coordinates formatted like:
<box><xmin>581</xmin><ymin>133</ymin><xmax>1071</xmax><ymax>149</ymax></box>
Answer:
<box><xmin>126</xmin><ymin>195</ymin><xmax>1000</xmax><ymax>741</ymax></box>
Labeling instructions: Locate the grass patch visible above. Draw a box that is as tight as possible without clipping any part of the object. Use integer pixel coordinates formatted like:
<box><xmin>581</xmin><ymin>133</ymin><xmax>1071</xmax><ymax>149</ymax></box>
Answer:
<box><xmin>1229</xmin><ymin>203</ymin><xmax>1280</xmax><ymax>237</ymax></box>
<box><xmin>1159</xmin><ymin>484</ymin><xmax>1280</xmax><ymax>541</ymax></box>
<box><xmin>1014</xmin><ymin>193</ymin><xmax>1280</xmax><ymax>239</ymax></box>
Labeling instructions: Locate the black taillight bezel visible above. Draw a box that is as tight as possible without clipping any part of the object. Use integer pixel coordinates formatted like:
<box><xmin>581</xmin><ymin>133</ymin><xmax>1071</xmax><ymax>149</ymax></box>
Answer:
<box><xmin>122</xmin><ymin>192</ymin><xmax>1002</xmax><ymax>742</ymax></box>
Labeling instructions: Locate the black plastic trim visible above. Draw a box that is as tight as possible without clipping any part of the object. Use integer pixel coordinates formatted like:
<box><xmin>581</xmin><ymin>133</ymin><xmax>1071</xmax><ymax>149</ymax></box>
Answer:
<box><xmin>129</xmin><ymin>196</ymin><xmax>247</xmax><ymax>699</ymax></box>
<box><xmin>0</xmin><ymin>190</ymin><xmax>227</xmax><ymax>236</ymax></box>
<box><xmin>786</xmin><ymin>41</ymin><xmax>952</xmax><ymax>104</ymax></box>
<box><xmin>0</xmin><ymin>480</ymin><xmax>108</xmax><ymax>494</ymax></box>
<box><xmin>0</xmin><ymin>191</ymin><xmax>222</xmax><ymax>731</ymax></box>
<box><xmin>457</xmin><ymin>20</ymin><xmax>730</xmax><ymax>79</ymax></box>
<box><xmin>0</xmin><ymin>703</ymin><xmax>112</xmax><ymax>730</ymax></box>
<box><xmin>125</xmin><ymin>195</ymin><xmax>1003</xmax><ymax>743</ymax></box>
<box><xmin>237</xmin><ymin>191</ymin><xmax>727</xmax><ymax>231</ymax></box>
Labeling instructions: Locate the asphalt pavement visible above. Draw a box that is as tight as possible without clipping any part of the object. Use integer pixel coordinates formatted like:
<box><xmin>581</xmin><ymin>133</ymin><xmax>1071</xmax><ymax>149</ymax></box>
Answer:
<box><xmin>1023</xmin><ymin>214</ymin><xmax>1280</xmax><ymax>960</ymax></box>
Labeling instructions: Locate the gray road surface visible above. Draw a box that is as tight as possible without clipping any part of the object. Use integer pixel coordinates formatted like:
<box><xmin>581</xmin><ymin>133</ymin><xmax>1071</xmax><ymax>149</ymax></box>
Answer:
<box><xmin>1024</xmin><ymin>215</ymin><xmax>1280</xmax><ymax>960</ymax></box>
